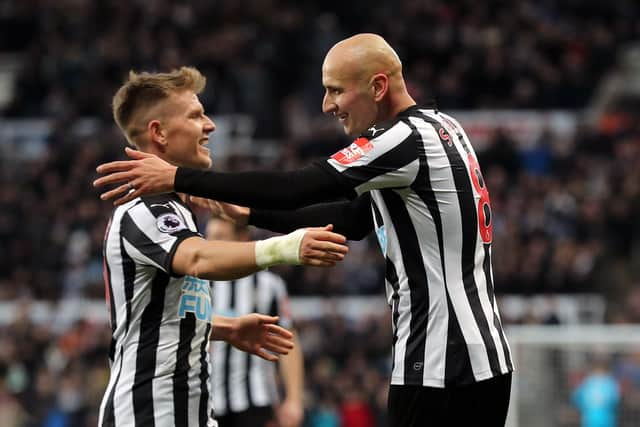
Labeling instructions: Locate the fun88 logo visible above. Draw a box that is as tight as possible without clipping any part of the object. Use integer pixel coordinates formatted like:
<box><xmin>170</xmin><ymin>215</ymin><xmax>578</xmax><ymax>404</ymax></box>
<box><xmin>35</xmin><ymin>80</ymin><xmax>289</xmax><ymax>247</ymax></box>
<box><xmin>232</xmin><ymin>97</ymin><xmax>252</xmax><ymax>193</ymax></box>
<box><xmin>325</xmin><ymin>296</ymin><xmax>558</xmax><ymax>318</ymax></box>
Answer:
<box><xmin>375</xmin><ymin>225</ymin><xmax>387</xmax><ymax>257</ymax></box>
<box><xmin>178</xmin><ymin>276</ymin><xmax>212</xmax><ymax>322</ymax></box>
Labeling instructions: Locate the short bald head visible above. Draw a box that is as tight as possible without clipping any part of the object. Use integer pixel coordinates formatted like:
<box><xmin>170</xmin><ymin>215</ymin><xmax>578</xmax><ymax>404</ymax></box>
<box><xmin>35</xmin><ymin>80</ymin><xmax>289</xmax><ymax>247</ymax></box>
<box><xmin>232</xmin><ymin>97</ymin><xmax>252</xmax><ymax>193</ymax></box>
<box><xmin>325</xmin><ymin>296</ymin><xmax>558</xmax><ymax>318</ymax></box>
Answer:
<box><xmin>321</xmin><ymin>33</ymin><xmax>415</xmax><ymax>137</ymax></box>
<box><xmin>323</xmin><ymin>33</ymin><xmax>402</xmax><ymax>83</ymax></box>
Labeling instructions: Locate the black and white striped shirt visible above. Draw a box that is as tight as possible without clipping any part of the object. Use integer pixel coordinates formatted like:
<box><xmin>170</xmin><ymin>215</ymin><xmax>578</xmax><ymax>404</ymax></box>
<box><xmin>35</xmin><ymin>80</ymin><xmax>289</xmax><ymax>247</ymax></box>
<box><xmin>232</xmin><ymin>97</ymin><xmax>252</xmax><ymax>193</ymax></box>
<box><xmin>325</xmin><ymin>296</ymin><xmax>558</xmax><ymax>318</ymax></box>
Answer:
<box><xmin>321</xmin><ymin>106</ymin><xmax>513</xmax><ymax>387</ymax></box>
<box><xmin>99</xmin><ymin>193</ymin><xmax>216</xmax><ymax>427</ymax></box>
<box><xmin>210</xmin><ymin>272</ymin><xmax>291</xmax><ymax>415</ymax></box>
<box><xmin>172</xmin><ymin>105</ymin><xmax>513</xmax><ymax>388</ymax></box>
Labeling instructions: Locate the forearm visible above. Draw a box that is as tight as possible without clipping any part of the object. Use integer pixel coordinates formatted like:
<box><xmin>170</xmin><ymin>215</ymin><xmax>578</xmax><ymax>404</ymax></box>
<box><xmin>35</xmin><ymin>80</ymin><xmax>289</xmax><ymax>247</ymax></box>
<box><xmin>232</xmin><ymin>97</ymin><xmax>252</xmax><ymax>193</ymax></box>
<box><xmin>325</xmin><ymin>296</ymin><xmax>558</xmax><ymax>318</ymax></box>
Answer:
<box><xmin>250</xmin><ymin>194</ymin><xmax>374</xmax><ymax>240</ymax></box>
<box><xmin>175</xmin><ymin>164</ymin><xmax>352</xmax><ymax>209</ymax></box>
<box><xmin>279</xmin><ymin>333</ymin><xmax>304</xmax><ymax>404</ymax></box>
<box><xmin>173</xmin><ymin>232</ymin><xmax>306</xmax><ymax>280</ymax></box>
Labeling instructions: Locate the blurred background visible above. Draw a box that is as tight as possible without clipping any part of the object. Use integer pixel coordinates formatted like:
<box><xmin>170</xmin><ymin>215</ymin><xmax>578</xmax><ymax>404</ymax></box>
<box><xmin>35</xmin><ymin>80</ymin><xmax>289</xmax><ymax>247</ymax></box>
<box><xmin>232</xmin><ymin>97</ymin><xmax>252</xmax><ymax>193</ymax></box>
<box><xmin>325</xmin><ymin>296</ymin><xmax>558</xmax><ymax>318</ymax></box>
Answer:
<box><xmin>1</xmin><ymin>0</ymin><xmax>640</xmax><ymax>426</ymax></box>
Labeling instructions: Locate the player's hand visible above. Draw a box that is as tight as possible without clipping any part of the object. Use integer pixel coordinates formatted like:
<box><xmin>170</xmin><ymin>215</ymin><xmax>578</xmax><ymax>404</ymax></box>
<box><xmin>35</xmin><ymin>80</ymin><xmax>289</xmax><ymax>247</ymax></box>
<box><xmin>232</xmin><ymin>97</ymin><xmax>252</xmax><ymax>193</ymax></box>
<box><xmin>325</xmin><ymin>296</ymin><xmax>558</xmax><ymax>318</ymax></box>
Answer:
<box><xmin>228</xmin><ymin>314</ymin><xmax>294</xmax><ymax>362</ymax></box>
<box><xmin>276</xmin><ymin>398</ymin><xmax>304</xmax><ymax>427</ymax></box>
<box><xmin>188</xmin><ymin>197</ymin><xmax>250</xmax><ymax>226</ymax></box>
<box><xmin>299</xmin><ymin>224</ymin><xmax>348</xmax><ymax>267</ymax></box>
<box><xmin>93</xmin><ymin>147</ymin><xmax>177</xmax><ymax>205</ymax></box>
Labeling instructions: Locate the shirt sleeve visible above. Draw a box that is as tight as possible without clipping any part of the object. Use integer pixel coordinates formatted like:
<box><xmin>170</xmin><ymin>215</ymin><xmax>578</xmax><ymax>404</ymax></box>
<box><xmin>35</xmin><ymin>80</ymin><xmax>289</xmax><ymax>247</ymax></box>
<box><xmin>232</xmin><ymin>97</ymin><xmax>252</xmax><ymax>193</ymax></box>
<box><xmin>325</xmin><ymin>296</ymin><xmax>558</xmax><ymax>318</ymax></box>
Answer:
<box><xmin>249</xmin><ymin>194</ymin><xmax>373</xmax><ymax>240</ymax></box>
<box><xmin>174</xmin><ymin>163</ymin><xmax>353</xmax><ymax>209</ymax></box>
<box><xmin>120</xmin><ymin>200</ymin><xmax>200</xmax><ymax>276</ymax></box>
<box><xmin>321</xmin><ymin>120</ymin><xmax>421</xmax><ymax>196</ymax></box>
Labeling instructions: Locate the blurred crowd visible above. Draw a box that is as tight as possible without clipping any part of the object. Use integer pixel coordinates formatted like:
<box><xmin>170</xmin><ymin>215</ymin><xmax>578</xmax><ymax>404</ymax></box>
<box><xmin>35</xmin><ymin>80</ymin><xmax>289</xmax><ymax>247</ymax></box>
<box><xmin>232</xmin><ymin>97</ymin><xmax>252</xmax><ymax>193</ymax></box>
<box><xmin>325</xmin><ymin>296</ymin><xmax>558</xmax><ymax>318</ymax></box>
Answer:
<box><xmin>2</xmin><ymin>0</ymin><xmax>640</xmax><ymax>425</ymax></box>
<box><xmin>0</xmin><ymin>304</ymin><xmax>110</xmax><ymax>427</ymax></box>
<box><xmin>1</xmin><ymin>0</ymin><xmax>639</xmax><ymax>132</ymax></box>
<box><xmin>0</xmin><ymin>302</ymin><xmax>392</xmax><ymax>427</ymax></box>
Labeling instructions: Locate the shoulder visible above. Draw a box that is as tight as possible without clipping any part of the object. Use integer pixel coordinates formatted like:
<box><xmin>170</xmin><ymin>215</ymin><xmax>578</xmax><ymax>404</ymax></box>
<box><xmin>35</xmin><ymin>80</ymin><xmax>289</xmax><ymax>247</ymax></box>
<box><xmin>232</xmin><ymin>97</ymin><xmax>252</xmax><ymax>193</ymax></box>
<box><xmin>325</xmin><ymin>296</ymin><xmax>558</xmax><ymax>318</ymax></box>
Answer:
<box><xmin>358</xmin><ymin>107</ymin><xmax>451</xmax><ymax>144</ymax></box>
<box><xmin>118</xmin><ymin>193</ymin><xmax>194</xmax><ymax>234</ymax></box>
<box><xmin>115</xmin><ymin>193</ymin><xmax>182</xmax><ymax>215</ymax></box>
<box><xmin>414</xmin><ymin>109</ymin><xmax>464</xmax><ymax>133</ymax></box>
<box><xmin>359</xmin><ymin>116</ymin><xmax>407</xmax><ymax>140</ymax></box>
<box><xmin>396</xmin><ymin>105</ymin><xmax>460</xmax><ymax>126</ymax></box>
<box><xmin>346</xmin><ymin>117</ymin><xmax>417</xmax><ymax>155</ymax></box>
<box><xmin>139</xmin><ymin>193</ymin><xmax>191</xmax><ymax>215</ymax></box>
<box><xmin>396</xmin><ymin>107</ymin><xmax>469</xmax><ymax>142</ymax></box>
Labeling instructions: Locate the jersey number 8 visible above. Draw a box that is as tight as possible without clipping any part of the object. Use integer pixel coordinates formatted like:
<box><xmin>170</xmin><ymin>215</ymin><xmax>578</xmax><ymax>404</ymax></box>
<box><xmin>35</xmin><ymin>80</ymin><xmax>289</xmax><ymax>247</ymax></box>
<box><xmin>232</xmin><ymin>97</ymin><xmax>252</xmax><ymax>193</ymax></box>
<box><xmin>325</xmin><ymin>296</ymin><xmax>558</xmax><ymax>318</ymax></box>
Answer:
<box><xmin>467</xmin><ymin>154</ymin><xmax>493</xmax><ymax>244</ymax></box>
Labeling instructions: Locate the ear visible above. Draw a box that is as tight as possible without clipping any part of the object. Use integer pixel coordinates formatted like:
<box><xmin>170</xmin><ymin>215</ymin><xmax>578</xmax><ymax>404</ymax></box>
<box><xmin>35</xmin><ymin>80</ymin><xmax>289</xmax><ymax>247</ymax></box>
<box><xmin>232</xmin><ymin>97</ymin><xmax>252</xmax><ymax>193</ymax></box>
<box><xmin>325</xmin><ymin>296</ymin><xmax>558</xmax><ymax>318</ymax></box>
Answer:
<box><xmin>371</xmin><ymin>73</ymin><xmax>389</xmax><ymax>102</ymax></box>
<box><xmin>148</xmin><ymin>120</ymin><xmax>168</xmax><ymax>148</ymax></box>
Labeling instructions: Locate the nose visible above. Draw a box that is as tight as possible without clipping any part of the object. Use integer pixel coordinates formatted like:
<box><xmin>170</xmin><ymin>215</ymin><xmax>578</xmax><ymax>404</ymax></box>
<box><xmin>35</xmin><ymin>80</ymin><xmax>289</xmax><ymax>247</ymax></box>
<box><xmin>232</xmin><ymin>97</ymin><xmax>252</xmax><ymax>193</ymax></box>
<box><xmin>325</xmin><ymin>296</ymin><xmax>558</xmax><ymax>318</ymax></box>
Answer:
<box><xmin>322</xmin><ymin>94</ymin><xmax>335</xmax><ymax>115</ymax></box>
<box><xmin>204</xmin><ymin>116</ymin><xmax>216</xmax><ymax>134</ymax></box>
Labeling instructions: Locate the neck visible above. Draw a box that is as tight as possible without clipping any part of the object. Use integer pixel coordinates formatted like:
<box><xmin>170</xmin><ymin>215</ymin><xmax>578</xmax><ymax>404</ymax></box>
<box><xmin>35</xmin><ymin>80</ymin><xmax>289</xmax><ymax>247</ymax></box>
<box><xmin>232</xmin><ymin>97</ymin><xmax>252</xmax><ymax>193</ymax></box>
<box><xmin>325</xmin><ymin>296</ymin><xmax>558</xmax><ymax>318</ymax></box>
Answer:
<box><xmin>145</xmin><ymin>145</ymin><xmax>182</xmax><ymax>169</ymax></box>
<box><xmin>378</xmin><ymin>92</ymin><xmax>416</xmax><ymax>123</ymax></box>
<box><xmin>382</xmin><ymin>78</ymin><xmax>416</xmax><ymax>120</ymax></box>
<box><xmin>390</xmin><ymin>93</ymin><xmax>416</xmax><ymax>117</ymax></box>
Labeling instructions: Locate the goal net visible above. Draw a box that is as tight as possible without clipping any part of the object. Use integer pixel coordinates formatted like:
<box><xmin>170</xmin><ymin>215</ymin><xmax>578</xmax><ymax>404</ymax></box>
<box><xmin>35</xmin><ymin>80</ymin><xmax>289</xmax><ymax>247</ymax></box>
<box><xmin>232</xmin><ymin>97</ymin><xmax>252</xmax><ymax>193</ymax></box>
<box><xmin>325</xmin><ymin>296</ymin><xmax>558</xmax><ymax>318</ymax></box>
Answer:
<box><xmin>506</xmin><ymin>325</ymin><xmax>640</xmax><ymax>427</ymax></box>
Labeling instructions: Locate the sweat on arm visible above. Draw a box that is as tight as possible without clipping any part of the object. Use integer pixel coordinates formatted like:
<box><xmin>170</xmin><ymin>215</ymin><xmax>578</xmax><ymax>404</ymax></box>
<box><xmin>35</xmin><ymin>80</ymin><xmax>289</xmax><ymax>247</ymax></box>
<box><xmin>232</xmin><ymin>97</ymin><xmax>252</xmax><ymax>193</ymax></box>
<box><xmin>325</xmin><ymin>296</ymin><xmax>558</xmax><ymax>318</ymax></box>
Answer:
<box><xmin>249</xmin><ymin>194</ymin><xmax>374</xmax><ymax>241</ymax></box>
<box><xmin>175</xmin><ymin>163</ymin><xmax>355</xmax><ymax>209</ymax></box>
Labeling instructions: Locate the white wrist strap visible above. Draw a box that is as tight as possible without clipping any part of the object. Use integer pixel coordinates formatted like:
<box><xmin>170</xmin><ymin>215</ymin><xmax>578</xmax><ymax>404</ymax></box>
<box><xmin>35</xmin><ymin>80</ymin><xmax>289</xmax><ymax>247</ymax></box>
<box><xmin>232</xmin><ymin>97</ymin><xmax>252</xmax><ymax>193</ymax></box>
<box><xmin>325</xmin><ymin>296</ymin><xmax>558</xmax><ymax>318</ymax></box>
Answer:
<box><xmin>255</xmin><ymin>229</ymin><xmax>306</xmax><ymax>268</ymax></box>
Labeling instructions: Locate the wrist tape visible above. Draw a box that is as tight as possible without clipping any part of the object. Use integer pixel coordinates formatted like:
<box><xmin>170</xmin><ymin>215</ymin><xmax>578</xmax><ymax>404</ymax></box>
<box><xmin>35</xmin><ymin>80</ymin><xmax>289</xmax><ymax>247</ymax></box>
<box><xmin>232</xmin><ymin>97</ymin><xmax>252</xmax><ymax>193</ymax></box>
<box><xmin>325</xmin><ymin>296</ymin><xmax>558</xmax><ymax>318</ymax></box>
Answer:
<box><xmin>255</xmin><ymin>229</ymin><xmax>306</xmax><ymax>268</ymax></box>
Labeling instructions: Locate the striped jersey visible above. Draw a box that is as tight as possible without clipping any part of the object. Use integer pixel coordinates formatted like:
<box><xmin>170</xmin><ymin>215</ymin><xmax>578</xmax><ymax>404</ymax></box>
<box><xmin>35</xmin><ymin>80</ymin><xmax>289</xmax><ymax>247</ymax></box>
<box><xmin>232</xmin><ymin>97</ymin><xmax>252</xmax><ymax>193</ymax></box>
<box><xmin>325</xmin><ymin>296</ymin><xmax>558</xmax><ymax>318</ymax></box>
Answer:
<box><xmin>210</xmin><ymin>272</ymin><xmax>291</xmax><ymax>415</ymax></box>
<box><xmin>321</xmin><ymin>106</ymin><xmax>513</xmax><ymax>387</ymax></box>
<box><xmin>99</xmin><ymin>193</ymin><xmax>216</xmax><ymax>427</ymax></box>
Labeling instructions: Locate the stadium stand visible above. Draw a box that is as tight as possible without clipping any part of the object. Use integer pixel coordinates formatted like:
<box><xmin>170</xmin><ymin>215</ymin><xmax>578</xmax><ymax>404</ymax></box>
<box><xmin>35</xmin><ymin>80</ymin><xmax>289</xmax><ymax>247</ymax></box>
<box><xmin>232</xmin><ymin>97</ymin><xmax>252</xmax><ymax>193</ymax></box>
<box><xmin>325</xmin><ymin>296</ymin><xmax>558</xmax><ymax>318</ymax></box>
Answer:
<box><xmin>1</xmin><ymin>1</ymin><xmax>640</xmax><ymax>425</ymax></box>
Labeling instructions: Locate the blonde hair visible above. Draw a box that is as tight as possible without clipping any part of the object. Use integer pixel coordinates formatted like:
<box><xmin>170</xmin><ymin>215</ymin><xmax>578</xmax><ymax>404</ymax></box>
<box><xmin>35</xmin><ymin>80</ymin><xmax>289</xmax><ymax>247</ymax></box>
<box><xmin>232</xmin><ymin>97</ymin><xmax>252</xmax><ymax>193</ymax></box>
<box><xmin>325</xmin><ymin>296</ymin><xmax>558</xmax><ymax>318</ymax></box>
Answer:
<box><xmin>112</xmin><ymin>66</ymin><xmax>206</xmax><ymax>146</ymax></box>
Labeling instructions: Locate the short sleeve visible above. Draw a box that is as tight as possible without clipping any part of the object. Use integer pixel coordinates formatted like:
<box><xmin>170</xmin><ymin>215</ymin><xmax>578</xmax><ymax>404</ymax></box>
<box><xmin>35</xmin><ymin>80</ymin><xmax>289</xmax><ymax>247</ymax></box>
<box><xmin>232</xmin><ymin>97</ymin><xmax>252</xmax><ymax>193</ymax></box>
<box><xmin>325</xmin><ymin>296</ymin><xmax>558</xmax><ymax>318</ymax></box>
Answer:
<box><xmin>120</xmin><ymin>200</ymin><xmax>200</xmax><ymax>275</ymax></box>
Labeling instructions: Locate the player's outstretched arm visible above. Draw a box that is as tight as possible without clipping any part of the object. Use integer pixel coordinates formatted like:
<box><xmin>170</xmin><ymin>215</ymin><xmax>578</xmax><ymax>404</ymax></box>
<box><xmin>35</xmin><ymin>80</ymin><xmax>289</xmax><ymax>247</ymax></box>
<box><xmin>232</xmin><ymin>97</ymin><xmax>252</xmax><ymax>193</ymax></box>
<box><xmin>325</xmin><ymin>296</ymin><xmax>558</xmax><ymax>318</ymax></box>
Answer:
<box><xmin>94</xmin><ymin>147</ymin><xmax>350</xmax><ymax>207</ymax></box>
<box><xmin>189</xmin><ymin>195</ymin><xmax>374</xmax><ymax>241</ymax></box>
<box><xmin>171</xmin><ymin>225</ymin><xmax>348</xmax><ymax>280</ymax></box>
<box><xmin>211</xmin><ymin>314</ymin><xmax>294</xmax><ymax>362</ymax></box>
<box><xmin>251</xmin><ymin>195</ymin><xmax>374</xmax><ymax>240</ymax></box>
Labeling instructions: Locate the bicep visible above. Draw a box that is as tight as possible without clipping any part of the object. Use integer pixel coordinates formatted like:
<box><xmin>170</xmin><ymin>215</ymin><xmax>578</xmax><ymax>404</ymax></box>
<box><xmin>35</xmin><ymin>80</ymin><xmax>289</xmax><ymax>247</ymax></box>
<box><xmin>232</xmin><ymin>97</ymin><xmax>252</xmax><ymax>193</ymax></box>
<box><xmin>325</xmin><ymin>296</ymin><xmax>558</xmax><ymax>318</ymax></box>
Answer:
<box><xmin>171</xmin><ymin>236</ymin><xmax>260</xmax><ymax>280</ymax></box>
<box><xmin>171</xmin><ymin>236</ymin><xmax>206</xmax><ymax>277</ymax></box>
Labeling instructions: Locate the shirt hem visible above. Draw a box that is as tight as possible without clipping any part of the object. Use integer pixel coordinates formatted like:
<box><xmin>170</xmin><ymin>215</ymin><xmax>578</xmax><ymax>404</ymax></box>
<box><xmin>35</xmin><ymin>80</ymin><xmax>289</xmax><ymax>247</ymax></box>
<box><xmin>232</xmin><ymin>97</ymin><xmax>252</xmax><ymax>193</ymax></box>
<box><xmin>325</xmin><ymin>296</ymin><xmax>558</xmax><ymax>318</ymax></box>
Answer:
<box><xmin>390</xmin><ymin>367</ymin><xmax>514</xmax><ymax>388</ymax></box>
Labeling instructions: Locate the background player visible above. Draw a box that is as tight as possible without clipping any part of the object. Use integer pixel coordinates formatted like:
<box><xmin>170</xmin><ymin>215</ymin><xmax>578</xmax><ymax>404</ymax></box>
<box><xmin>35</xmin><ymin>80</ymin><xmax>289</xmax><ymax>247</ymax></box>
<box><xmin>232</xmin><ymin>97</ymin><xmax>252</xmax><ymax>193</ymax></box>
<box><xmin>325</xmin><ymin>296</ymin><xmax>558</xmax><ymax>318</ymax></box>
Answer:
<box><xmin>207</xmin><ymin>217</ymin><xmax>304</xmax><ymax>427</ymax></box>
